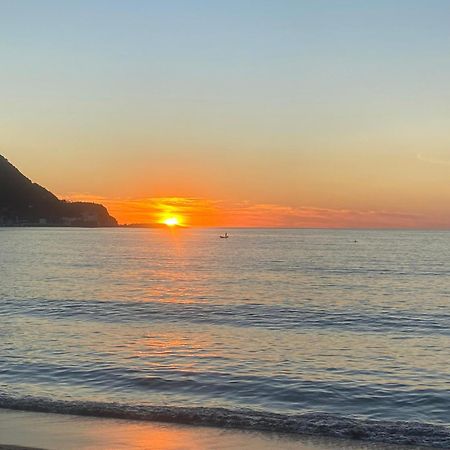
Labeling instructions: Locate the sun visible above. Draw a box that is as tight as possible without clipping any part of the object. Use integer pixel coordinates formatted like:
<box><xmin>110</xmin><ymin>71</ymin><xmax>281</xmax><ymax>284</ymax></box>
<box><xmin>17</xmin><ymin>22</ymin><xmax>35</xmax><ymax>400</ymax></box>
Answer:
<box><xmin>163</xmin><ymin>217</ymin><xmax>180</xmax><ymax>227</ymax></box>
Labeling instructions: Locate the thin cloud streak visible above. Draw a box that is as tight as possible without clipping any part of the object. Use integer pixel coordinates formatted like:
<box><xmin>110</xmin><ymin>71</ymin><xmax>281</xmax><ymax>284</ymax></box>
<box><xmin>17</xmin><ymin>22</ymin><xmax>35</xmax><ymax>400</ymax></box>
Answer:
<box><xmin>416</xmin><ymin>153</ymin><xmax>450</xmax><ymax>166</ymax></box>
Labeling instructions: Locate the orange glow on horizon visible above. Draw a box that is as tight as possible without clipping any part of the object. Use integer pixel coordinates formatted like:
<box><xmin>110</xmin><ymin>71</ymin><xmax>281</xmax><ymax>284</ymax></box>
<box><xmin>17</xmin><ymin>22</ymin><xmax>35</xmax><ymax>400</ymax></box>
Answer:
<box><xmin>59</xmin><ymin>194</ymin><xmax>450</xmax><ymax>229</ymax></box>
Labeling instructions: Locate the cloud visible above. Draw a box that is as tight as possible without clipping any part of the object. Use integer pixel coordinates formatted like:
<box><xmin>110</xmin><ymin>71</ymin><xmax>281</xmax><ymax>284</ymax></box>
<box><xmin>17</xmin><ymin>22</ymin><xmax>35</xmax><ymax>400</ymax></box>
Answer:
<box><xmin>417</xmin><ymin>153</ymin><xmax>450</xmax><ymax>166</ymax></box>
<box><xmin>59</xmin><ymin>194</ymin><xmax>223</xmax><ymax>226</ymax></box>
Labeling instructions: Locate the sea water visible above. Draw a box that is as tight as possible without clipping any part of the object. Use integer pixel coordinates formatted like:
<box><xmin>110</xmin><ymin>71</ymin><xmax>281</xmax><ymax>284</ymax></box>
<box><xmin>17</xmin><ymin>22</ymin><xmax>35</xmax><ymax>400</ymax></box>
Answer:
<box><xmin>1</xmin><ymin>228</ymin><xmax>450</xmax><ymax>447</ymax></box>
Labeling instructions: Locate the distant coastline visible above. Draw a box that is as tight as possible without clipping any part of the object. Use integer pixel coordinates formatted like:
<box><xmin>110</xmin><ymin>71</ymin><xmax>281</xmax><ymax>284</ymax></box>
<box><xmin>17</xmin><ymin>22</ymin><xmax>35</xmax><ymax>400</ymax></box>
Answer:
<box><xmin>0</xmin><ymin>155</ymin><xmax>117</xmax><ymax>228</ymax></box>
<box><xmin>120</xmin><ymin>223</ymin><xmax>169</xmax><ymax>228</ymax></box>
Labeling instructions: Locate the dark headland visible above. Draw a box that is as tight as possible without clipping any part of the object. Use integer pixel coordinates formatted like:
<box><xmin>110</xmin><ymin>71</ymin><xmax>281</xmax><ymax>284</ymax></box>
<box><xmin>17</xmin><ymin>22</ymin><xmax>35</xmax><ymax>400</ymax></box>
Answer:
<box><xmin>0</xmin><ymin>155</ymin><xmax>117</xmax><ymax>227</ymax></box>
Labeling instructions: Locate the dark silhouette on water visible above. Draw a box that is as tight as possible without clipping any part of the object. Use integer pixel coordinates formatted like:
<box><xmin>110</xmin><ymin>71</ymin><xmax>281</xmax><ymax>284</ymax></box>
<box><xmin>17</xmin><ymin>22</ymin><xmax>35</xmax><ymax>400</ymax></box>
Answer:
<box><xmin>220</xmin><ymin>232</ymin><xmax>229</xmax><ymax>238</ymax></box>
<box><xmin>0</xmin><ymin>154</ymin><xmax>117</xmax><ymax>227</ymax></box>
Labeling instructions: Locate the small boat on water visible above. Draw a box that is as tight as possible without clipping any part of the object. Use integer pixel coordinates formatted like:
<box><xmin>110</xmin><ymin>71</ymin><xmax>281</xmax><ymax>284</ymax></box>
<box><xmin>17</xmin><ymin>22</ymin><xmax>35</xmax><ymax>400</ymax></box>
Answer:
<box><xmin>220</xmin><ymin>232</ymin><xmax>229</xmax><ymax>239</ymax></box>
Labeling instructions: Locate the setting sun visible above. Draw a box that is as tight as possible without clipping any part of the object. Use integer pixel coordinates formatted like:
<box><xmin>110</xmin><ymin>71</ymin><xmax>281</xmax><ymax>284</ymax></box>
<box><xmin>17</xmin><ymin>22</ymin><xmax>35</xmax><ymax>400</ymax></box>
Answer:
<box><xmin>163</xmin><ymin>217</ymin><xmax>180</xmax><ymax>227</ymax></box>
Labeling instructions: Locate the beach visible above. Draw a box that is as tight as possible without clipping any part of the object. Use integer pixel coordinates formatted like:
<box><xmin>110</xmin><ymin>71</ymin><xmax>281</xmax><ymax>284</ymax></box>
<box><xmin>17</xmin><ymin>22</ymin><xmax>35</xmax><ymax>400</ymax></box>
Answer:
<box><xmin>3</xmin><ymin>1</ymin><xmax>450</xmax><ymax>448</ymax></box>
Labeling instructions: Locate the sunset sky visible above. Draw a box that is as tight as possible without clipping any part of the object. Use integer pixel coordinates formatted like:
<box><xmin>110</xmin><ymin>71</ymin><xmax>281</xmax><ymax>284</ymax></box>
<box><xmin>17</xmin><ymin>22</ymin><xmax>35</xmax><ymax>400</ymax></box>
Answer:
<box><xmin>2</xmin><ymin>1</ymin><xmax>450</xmax><ymax>227</ymax></box>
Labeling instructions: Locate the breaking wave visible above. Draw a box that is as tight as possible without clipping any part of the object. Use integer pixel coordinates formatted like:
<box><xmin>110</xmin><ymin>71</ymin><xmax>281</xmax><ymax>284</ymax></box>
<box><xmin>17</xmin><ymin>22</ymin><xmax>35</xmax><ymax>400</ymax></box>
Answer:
<box><xmin>1</xmin><ymin>395</ymin><xmax>450</xmax><ymax>448</ymax></box>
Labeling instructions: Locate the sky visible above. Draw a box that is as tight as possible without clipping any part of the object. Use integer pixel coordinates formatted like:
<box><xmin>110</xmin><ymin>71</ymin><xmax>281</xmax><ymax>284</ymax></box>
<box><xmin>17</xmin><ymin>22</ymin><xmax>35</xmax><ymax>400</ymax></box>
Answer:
<box><xmin>1</xmin><ymin>0</ymin><xmax>450</xmax><ymax>227</ymax></box>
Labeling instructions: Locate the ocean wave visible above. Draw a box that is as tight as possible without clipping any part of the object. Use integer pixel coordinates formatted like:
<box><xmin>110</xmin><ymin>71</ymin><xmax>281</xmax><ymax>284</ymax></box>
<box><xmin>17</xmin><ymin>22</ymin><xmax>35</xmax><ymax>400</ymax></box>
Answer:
<box><xmin>2</xmin><ymin>358</ymin><xmax>450</xmax><ymax>424</ymax></box>
<box><xmin>0</xmin><ymin>395</ymin><xmax>450</xmax><ymax>448</ymax></box>
<box><xmin>2</xmin><ymin>298</ymin><xmax>450</xmax><ymax>335</ymax></box>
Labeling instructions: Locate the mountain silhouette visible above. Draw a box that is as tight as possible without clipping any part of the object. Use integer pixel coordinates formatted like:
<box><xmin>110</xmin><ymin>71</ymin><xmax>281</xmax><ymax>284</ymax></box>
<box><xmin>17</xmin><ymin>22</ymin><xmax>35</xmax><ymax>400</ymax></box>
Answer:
<box><xmin>0</xmin><ymin>154</ymin><xmax>117</xmax><ymax>227</ymax></box>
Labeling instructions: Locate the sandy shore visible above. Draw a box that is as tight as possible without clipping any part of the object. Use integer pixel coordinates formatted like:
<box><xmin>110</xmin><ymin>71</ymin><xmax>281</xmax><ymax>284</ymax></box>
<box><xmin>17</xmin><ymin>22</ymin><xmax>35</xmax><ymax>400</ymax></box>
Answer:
<box><xmin>0</xmin><ymin>409</ymin><xmax>429</xmax><ymax>450</ymax></box>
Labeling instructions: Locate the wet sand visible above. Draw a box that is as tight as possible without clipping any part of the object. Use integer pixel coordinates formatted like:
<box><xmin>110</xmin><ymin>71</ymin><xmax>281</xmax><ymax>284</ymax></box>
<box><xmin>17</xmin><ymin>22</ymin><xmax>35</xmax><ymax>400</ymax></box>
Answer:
<box><xmin>0</xmin><ymin>409</ymin><xmax>429</xmax><ymax>450</ymax></box>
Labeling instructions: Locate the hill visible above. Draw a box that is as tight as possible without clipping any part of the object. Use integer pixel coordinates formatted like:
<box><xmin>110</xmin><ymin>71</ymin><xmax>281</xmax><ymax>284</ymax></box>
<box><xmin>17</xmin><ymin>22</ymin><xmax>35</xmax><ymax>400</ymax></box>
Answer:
<box><xmin>0</xmin><ymin>155</ymin><xmax>117</xmax><ymax>227</ymax></box>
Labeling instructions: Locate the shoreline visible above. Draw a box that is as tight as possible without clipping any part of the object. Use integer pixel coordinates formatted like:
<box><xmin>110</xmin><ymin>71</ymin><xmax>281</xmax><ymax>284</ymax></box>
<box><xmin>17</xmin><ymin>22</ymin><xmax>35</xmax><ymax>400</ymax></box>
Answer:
<box><xmin>0</xmin><ymin>447</ymin><xmax>44</xmax><ymax>450</ymax></box>
<box><xmin>2</xmin><ymin>395</ymin><xmax>450</xmax><ymax>448</ymax></box>
<box><xmin>0</xmin><ymin>447</ymin><xmax>45</xmax><ymax>450</ymax></box>
<box><xmin>0</xmin><ymin>409</ymin><xmax>430</xmax><ymax>450</ymax></box>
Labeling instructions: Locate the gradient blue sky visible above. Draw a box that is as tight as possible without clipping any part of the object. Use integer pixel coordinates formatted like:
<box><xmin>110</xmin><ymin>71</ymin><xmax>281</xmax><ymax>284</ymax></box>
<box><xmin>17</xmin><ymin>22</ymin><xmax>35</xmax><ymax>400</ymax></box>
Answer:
<box><xmin>1</xmin><ymin>1</ymin><xmax>450</xmax><ymax>226</ymax></box>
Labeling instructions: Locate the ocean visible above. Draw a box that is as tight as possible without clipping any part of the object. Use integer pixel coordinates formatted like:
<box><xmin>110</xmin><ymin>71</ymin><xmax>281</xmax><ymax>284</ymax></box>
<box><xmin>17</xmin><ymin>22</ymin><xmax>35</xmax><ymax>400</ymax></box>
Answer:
<box><xmin>1</xmin><ymin>228</ymin><xmax>450</xmax><ymax>448</ymax></box>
